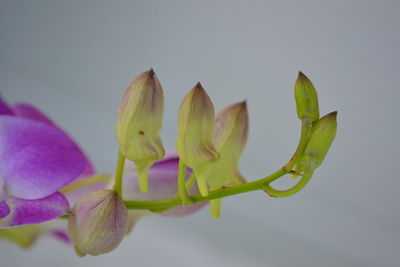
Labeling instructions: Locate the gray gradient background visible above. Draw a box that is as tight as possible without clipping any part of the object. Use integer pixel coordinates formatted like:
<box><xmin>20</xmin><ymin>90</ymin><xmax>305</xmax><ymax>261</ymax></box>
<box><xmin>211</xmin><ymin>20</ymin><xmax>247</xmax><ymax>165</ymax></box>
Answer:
<box><xmin>1</xmin><ymin>0</ymin><xmax>399</xmax><ymax>266</ymax></box>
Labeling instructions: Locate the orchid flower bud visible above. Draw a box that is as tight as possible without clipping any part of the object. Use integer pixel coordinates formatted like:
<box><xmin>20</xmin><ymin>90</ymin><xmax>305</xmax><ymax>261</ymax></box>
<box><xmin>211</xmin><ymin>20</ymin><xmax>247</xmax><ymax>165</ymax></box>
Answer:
<box><xmin>176</xmin><ymin>83</ymin><xmax>219</xmax><ymax>196</ymax></box>
<box><xmin>207</xmin><ymin>101</ymin><xmax>248</xmax><ymax>189</ymax></box>
<box><xmin>202</xmin><ymin>101</ymin><xmax>249</xmax><ymax>218</ymax></box>
<box><xmin>116</xmin><ymin>69</ymin><xmax>165</xmax><ymax>192</ymax></box>
<box><xmin>297</xmin><ymin>111</ymin><xmax>337</xmax><ymax>172</ymax></box>
<box><xmin>295</xmin><ymin>72</ymin><xmax>319</xmax><ymax>122</ymax></box>
<box><xmin>68</xmin><ymin>190</ymin><xmax>128</xmax><ymax>256</ymax></box>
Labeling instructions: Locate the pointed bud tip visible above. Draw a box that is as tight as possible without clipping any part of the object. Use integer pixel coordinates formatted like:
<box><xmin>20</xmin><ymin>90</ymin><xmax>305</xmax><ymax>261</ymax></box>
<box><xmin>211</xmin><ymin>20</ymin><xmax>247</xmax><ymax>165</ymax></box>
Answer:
<box><xmin>237</xmin><ymin>100</ymin><xmax>247</xmax><ymax>110</ymax></box>
<box><xmin>194</xmin><ymin>82</ymin><xmax>204</xmax><ymax>91</ymax></box>
<box><xmin>189</xmin><ymin>82</ymin><xmax>210</xmax><ymax>100</ymax></box>
<box><xmin>224</xmin><ymin>100</ymin><xmax>248</xmax><ymax>115</ymax></box>
<box><xmin>322</xmin><ymin>111</ymin><xmax>338</xmax><ymax>122</ymax></box>
<box><xmin>128</xmin><ymin>69</ymin><xmax>158</xmax><ymax>86</ymax></box>
<box><xmin>144</xmin><ymin>68</ymin><xmax>156</xmax><ymax>79</ymax></box>
<box><xmin>297</xmin><ymin>71</ymin><xmax>311</xmax><ymax>82</ymax></box>
<box><xmin>329</xmin><ymin>111</ymin><xmax>338</xmax><ymax>117</ymax></box>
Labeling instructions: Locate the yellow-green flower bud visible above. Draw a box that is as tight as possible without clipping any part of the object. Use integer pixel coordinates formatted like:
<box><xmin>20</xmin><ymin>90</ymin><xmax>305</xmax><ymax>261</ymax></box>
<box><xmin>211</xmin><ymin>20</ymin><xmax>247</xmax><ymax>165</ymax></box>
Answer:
<box><xmin>294</xmin><ymin>72</ymin><xmax>319</xmax><ymax>122</ymax></box>
<box><xmin>297</xmin><ymin>111</ymin><xmax>337</xmax><ymax>171</ymax></box>
<box><xmin>176</xmin><ymin>82</ymin><xmax>219</xmax><ymax>196</ymax></box>
<box><xmin>68</xmin><ymin>190</ymin><xmax>128</xmax><ymax>256</ymax></box>
<box><xmin>116</xmin><ymin>69</ymin><xmax>165</xmax><ymax>192</ymax></box>
<box><xmin>202</xmin><ymin>101</ymin><xmax>249</xmax><ymax>219</ymax></box>
<box><xmin>206</xmin><ymin>101</ymin><xmax>249</xmax><ymax>190</ymax></box>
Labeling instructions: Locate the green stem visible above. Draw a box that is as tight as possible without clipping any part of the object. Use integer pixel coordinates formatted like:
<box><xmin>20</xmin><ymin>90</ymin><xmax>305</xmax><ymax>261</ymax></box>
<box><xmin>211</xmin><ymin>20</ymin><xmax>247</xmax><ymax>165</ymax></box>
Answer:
<box><xmin>124</xmin><ymin>168</ymin><xmax>287</xmax><ymax>211</ymax></box>
<box><xmin>178</xmin><ymin>160</ymin><xmax>192</xmax><ymax>205</ymax></box>
<box><xmin>263</xmin><ymin>170</ymin><xmax>314</xmax><ymax>198</ymax></box>
<box><xmin>185</xmin><ymin>173</ymin><xmax>196</xmax><ymax>191</ymax></box>
<box><xmin>210</xmin><ymin>199</ymin><xmax>222</xmax><ymax>219</ymax></box>
<box><xmin>284</xmin><ymin>118</ymin><xmax>312</xmax><ymax>171</ymax></box>
<box><xmin>137</xmin><ymin>167</ymin><xmax>149</xmax><ymax>193</ymax></box>
<box><xmin>113</xmin><ymin>151</ymin><xmax>126</xmax><ymax>196</ymax></box>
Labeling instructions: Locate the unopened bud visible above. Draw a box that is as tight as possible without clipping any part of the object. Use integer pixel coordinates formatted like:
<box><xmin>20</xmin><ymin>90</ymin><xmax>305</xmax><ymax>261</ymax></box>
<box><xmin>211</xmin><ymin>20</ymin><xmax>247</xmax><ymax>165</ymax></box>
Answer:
<box><xmin>297</xmin><ymin>111</ymin><xmax>337</xmax><ymax>171</ymax></box>
<box><xmin>116</xmin><ymin>69</ymin><xmax>165</xmax><ymax>192</ymax></box>
<box><xmin>206</xmin><ymin>101</ymin><xmax>248</xmax><ymax>190</ymax></box>
<box><xmin>68</xmin><ymin>190</ymin><xmax>128</xmax><ymax>256</ymax></box>
<box><xmin>294</xmin><ymin>72</ymin><xmax>319</xmax><ymax>122</ymax></box>
<box><xmin>176</xmin><ymin>83</ymin><xmax>219</xmax><ymax>196</ymax></box>
<box><xmin>201</xmin><ymin>101</ymin><xmax>249</xmax><ymax>218</ymax></box>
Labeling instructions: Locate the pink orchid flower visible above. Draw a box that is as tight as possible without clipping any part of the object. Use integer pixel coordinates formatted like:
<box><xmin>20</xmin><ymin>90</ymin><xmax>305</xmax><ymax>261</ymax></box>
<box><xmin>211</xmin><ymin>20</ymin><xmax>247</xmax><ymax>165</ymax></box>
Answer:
<box><xmin>0</xmin><ymin>96</ymin><xmax>206</xmax><ymax>249</ymax></box>
<box><xmin>0</xmin><ymin>96</ymin><xmax>93</xmax><ymax>227</ymax></box>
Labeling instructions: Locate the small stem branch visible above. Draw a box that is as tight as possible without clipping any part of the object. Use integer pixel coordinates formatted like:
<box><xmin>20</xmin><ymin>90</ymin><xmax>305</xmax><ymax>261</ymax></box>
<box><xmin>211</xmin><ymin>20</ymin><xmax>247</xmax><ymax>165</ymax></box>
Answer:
<box><xmin>185</xmin><ymin>173</ymin><xmax>196</xmax><ymax>191</ymax></box>
<box><xmin>284</xmin><ymin>118</ymin><xmax>312</xmax><ymax>171</ymax></box>
<box><xmin>113</xmin><ymin>151</ymin><xmax>125</xmax><ymax>196</ymax></box>
<box><xmin>124</xmin><ymin>168</ymin><xmax>287</xmax><ymax>211</ymax></box>
<box><xmin>178</xmin><ymin>160</ymin><xmax>192</xmax><ymax>205</ymax></box>
<box><xmin>263</xmin><ymin>169</ymin><xmax>314</xmax><ymax>198</ymax></box>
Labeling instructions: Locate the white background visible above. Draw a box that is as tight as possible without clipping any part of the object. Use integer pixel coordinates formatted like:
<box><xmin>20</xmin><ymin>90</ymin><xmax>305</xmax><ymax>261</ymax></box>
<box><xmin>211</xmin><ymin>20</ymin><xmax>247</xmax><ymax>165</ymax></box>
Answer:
<box><xmin>1</xmin><ymin>1</ymin><xmax>399</xmax><ymax>266</ymax></box>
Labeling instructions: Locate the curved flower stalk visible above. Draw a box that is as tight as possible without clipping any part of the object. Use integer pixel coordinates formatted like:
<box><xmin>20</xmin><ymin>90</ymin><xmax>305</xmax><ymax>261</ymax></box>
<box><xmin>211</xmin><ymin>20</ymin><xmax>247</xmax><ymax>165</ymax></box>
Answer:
<box><xmin>0</xmin><ymin>97</ymin><xmax>89</xmax><ymax>227</ymax></box>
<box><xmin>0</xmin><ymin>70</ymin><xmax>338</xmax><ymax>256</ymax></box>
<box><xmin>116</xmin><ymin>69</ymin><xmax>165</xmax><ymax>192</ymax></box>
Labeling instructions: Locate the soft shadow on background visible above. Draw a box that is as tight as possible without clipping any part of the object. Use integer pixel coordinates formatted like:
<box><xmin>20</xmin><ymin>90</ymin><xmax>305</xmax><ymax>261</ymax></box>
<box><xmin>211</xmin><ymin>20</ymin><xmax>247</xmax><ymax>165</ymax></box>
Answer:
<box><xmin>1</xmin><ymin>1</ymin><xmax>399</xmax><ymax>266</ymax></box>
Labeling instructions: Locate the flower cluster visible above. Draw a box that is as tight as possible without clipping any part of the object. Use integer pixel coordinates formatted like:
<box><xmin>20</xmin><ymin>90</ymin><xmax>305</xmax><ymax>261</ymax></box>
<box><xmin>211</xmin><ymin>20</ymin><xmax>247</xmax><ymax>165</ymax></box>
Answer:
<box><xmin>0</xmin><ymin>70</ymin><xmax>337</xmax><ymax>256</ymax></box>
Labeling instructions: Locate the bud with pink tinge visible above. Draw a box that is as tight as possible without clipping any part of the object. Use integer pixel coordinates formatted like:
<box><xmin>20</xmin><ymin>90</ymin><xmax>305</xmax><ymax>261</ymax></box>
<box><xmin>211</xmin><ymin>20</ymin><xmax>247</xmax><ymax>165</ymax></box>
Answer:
<box><xmin>68</xmin><ymin>190</ymin><xmax>128</xmax><ymax>256</ymax></box>
<box><xmin>116</xmin><ymin>69</ymin><xmax>165</xmax><ymax>192</ymax></box>
<box><xmin>176</xmin><ymin>83</ymin><xmax>219</xmax><ymax>196</ymax></box>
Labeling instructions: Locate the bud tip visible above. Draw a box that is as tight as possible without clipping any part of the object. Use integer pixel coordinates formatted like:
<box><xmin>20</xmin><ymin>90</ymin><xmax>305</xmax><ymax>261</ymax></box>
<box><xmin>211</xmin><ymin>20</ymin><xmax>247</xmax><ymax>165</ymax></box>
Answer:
<box><xmin>194</xmin><ymin>82</ymin><xmax>204</xmax><ymax>91</ymax></box>
<box><xmin>148</xmin><ymin>68</ymin><xmax>155</xmax><ymax>76</ymax></box>
<box><xmin>330</xmin><ymin>111</ymin><xmax>338</xmax><ymax>117</ymax></box>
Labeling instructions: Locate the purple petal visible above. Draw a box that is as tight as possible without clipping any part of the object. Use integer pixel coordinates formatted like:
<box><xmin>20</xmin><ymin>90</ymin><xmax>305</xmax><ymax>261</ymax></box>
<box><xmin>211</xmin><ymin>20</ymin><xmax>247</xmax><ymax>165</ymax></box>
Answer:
<box><xmin>0</xmin><ymin>96</ymin><xmax>13</xmax><ymax>116</ymax></box>
<box><xmin>123</xmin><ymin>154</ymin><xmax>186</xmax><ymax>200</ymax></box>
<box><xmin>0</xmin><ymin>201</ymin><xmax>10</xmax><ymax>218</ymax></box>
<box><xmin>0</xmin><ymin>117</ymin><xmax>86</xmax><ymax>199</ymax></box>
<box><xmin>12</xmin><ymin>103</ymin><xmax>95</xmax><ymax>177</ymax></box>
<box><xmin>122</xmin><ymin>152</ymin><xmax>207</xmax><ymax>217</ymax></box>
<box><xmin>50</xmin><ymin>229</ymin><xmax>70</xmax><ymax>244</ymax></box>
<box><xmin>12</xmin><ymin>103</ymin><xmax>55</xmax><ymax>125</ymax></box>
<box><xmin>80</xmin><ymin>160</ymin><xmax>95</xmax><ymax>177</ymax></box>
<box><xmin>0</xmin><ymin>192</ymin><xmax>69</xmax><ymax>227</ymax></box>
